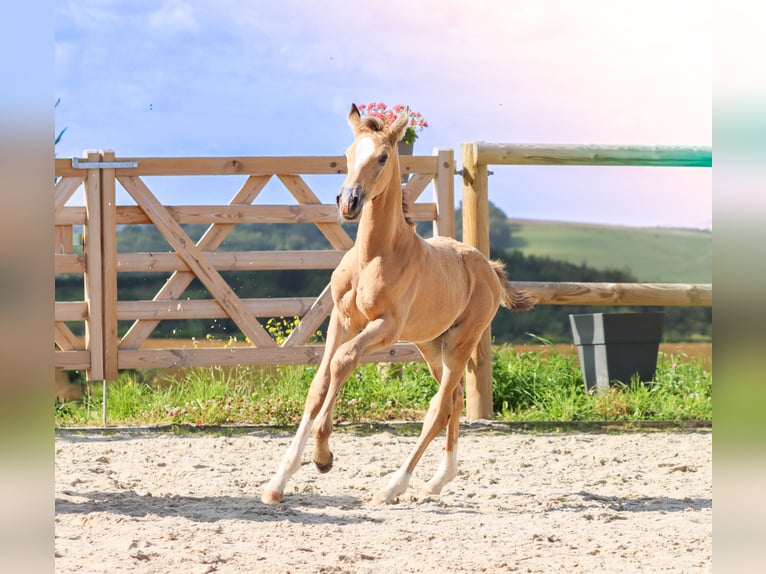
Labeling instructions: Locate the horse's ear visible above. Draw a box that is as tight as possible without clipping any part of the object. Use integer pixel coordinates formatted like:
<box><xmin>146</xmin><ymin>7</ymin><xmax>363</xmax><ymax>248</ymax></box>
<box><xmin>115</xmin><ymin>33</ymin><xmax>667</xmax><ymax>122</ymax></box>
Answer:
<box><xmin>389</xmin><ymin>107</ymin><xmax>409</xmax><ymax>143</ymax></box>
<box><xmin>348</xmin><ymin>103</ymin><xmax>362</xmax><ymax>133</ymax></box>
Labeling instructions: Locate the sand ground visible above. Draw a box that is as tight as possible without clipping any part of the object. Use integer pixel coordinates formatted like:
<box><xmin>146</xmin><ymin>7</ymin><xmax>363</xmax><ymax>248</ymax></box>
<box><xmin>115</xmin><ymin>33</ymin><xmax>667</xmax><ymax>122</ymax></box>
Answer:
<box><xmin>55</xmin><ymin>424</ymin><xmax>711</xmax><ymax>573</ymax></box>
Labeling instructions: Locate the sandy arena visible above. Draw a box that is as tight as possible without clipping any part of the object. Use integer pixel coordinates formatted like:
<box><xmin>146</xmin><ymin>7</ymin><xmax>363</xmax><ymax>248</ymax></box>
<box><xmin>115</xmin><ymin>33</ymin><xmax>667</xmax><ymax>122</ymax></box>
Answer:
<box><xmin>55</xmin><ymin>424</ymin><xmax>711</xmax><ymax>573</ymax></box>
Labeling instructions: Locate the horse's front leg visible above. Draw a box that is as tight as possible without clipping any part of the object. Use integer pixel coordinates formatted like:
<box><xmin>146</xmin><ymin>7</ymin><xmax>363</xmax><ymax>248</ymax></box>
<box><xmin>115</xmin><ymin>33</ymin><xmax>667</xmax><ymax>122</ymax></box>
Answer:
<box><xmin>310</xmin><ymin>317</ymin><xmax>398</xmax><ymax>475</ymax></box>
<box><xmin>261</xmin><ymin>309</ymin><xmax>350</xmax><ymax>505</ymax></box>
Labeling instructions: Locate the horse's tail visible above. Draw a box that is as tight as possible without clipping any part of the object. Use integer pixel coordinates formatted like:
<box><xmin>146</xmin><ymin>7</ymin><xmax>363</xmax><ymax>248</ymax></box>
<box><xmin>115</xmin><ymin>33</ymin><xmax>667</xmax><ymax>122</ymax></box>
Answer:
<box><xmin>491</xmin><ymin>260</ymin><xmax>537</xmax><ymax>311</ymax></box>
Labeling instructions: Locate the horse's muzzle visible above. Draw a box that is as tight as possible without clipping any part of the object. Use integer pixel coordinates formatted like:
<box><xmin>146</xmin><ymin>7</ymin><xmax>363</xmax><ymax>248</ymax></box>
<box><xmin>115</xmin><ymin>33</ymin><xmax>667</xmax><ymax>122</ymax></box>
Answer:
<box><xmin>337</xmin><ymin>185</ymin><xmax>363</xmax><ymax>220</ymax></box>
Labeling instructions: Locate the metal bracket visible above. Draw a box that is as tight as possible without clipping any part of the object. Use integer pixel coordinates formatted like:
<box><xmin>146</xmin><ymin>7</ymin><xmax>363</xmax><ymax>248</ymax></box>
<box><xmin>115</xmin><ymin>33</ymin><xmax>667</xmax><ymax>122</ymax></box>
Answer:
<box><xmin>72</xmin><ymin>158</ymin><xmax>138</xmax><ymax>169</ymax></box>
<box><xmin>454</xmin><ymin>169</ymin><xmax>494</xmax><ymax>176</ymax></box>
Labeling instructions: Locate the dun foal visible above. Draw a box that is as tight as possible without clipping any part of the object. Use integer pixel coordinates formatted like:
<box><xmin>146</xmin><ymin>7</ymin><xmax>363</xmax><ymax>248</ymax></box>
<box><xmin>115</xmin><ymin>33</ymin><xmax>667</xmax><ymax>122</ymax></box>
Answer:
<box><xmin>262</xmin><ymin>104</ymin><xmax>535</xmax><ymax>505</ymax></box>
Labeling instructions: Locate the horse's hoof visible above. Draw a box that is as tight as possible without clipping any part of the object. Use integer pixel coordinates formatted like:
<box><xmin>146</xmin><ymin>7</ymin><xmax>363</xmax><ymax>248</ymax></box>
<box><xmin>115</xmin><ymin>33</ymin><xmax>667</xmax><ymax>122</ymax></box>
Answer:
<box><xmin>421</xmin><ymin>485</ymin><xmax>440</xmax><ymax>496</ymax></box>
<box><xmin>313</xmin><ymin>455</ymin><xmax>334</xmax><ymax>474</ymax></box>
<box><xmin>372</xmin><ymin>490</ymin><xmax>399</xmax><ymax>505</ymax></box>
<box><xmin>261</xmin><ymin>489</ymin><xmax>283</xmax><ymax>505</ymax></box>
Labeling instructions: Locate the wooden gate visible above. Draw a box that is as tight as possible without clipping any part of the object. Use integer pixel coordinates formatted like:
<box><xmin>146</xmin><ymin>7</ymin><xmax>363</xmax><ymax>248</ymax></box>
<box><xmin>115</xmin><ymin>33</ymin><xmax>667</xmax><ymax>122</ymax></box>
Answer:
<box><xmin>54</xmin><ymin>149</ymin><xmax>455</xmax><ymax>382</ymax></box>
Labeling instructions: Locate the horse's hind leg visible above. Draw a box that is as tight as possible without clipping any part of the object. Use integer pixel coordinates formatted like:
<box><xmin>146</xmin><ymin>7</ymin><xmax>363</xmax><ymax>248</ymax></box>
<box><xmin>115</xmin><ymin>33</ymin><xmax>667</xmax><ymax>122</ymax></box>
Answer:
<box><xmin>423</xmin><ymin>376</ymin><xmax>463</xmax><ymax>495</ymax></box>
<box><xmin>373</xmin><ymin>299</ymin><xmax>500</xmax><ymax>505</ymax></box>
<box><xmin>373</xmin><ymin>331</ymin><xmax>477</xmax><ymax>504</ymax></box>
<box><xmin>372</xmin><ymin>363</ymin><xmax>464</xmax><ymax>504</ymax></box>
<box><xmin>414</xmin><ymin>340</ymin><xmax>462</xmax><ymax>495</ymax></box>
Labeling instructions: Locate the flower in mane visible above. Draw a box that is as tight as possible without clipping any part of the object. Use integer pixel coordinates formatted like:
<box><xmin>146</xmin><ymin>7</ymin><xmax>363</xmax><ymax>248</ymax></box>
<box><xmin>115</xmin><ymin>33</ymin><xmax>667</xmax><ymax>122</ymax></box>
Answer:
<box><xmin>357</xmin><ymin>102</ymin><xmax>428</xmax><ymax>145</ymax></box>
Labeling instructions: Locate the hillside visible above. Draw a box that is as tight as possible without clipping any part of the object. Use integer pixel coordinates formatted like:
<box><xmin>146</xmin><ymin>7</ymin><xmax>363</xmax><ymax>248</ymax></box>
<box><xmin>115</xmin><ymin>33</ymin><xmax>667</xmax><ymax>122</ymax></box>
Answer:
<box><xmin>507</xmin><ymin>219</ymin><xmax>712</xmax><ymax>284</ymax></box>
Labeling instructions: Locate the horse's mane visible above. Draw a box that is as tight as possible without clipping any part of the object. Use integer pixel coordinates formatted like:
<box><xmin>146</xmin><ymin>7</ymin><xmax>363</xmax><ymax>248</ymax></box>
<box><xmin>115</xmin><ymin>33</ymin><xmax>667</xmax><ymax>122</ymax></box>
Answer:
<box><xmin>402</xmin><ymin>186</ymin><xmax>415</xmax><ymax>228</ymax></box>
<box><xmin>359</xmin><ymin>116</ymin><xmax>386</xmax><ymax>133</ymax></box>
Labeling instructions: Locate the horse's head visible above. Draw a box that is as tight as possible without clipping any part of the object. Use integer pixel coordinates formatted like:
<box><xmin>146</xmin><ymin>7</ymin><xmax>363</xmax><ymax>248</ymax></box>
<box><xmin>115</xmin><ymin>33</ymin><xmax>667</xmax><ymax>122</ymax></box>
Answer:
<box><xmin>337</xmin><ymin>103</ymin><xmax>408</xmax><ymax>220</ymax></box>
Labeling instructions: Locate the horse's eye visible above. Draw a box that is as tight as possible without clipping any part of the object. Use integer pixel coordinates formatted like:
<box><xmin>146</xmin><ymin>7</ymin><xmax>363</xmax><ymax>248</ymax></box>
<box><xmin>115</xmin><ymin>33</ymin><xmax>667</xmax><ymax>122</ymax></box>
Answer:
<box><xmin>378</xmin><ymin>153</ymin><xmax>388</xmax><ymax>165</ymax></box>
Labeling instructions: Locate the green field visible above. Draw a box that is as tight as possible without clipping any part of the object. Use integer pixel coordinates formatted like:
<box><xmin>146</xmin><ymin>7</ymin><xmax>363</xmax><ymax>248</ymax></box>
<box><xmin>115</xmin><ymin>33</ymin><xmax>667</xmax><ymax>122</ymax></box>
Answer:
<box><xmin>507</xmin><ymin>219</ymin><xmax>712</xmax><ymax>284</ymax></box>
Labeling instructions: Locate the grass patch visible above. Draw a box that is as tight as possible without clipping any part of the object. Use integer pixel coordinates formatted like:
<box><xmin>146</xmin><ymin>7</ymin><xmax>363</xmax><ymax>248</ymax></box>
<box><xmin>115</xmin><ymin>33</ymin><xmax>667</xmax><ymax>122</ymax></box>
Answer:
<box><xmin>55</xmin><ymin>346</ymin><xmax>711</xmax><ymax>427</ymax></box>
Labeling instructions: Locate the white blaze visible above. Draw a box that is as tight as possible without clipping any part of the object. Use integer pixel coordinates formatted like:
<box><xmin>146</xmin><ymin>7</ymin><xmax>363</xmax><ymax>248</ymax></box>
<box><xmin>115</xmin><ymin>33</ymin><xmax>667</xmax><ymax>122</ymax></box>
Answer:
<box><xmin>353</xmin><ymin>137</ymin><xmax>375</xmax><ymax>171</ymax></box>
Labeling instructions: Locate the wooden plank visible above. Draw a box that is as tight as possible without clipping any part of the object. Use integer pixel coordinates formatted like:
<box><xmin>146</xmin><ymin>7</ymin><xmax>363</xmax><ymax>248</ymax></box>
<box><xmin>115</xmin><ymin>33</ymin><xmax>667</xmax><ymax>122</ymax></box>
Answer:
<box><xmin>55</xmin><ymin>253</ymin><xmax>86</xmax><ymax>274</ymax></box>
<box><xmin>402</xmin><ymin>173</ymin><xmax>432</xmax><ymax>202</ymax></box>
<box><xmin>399</xmin><ymin>155</ymin><xmax>438</xmax><ymax>179</ymax></box>
<box><xmin>101</xmin><ymin>150</ymin><xmax>119</xmax><ymax>381</ymax></box>
<box><xmin>113</xmin><ymin>203</ymin><xmax>434</xmax><ymax>225</ymax></box>
<box><xmin>56</xmin><ymin>206</ymin><xmax>87</xmax><ymax>225</ymax></box>
<box><xmin>54</xmin><ymin>350</ymin><xmax>92</xmax><ymax>370</ymax></box>
<box><xmin>55</xmin><ymin>225</ymin><xmax>74</xmax><ymax>254</ymax></box>
<box><xmin>54</xmin><ymin>157</ymin><xmax>72</xmax><ymax>176</ymax></box>
<box><xmin>119</xmin><ymin>175</ymin><xmax>270</xmax><ymax>349</ymax></box>
<box><xmin>54</xmin><ymin>176</ymin><xmax>84</xmax><ymax>214</ymax></box>
<box><xmin>118</xmin><ymin>342</ymin><xmax>423</xmax><ymax>369</ymax></box>
<box><xmin>407</xmin><ymin>203</ymin><xmax>437</xmax><ymax>222</ymax></box>
<box><xmin>83</xmin><ymin>151</ymin><xmax>104</xmax><ymax>380</ymax></box>
<box><xmin>113</xmin><ymin>156</ymin><xmax>349</xmax><ymax>176</ymax></box>
<box><xmin>55</xmin><ymin>301</ymin><xmax>88</xmax><ymax>321</ymax></box>
<box><xmin>433</xmin><ymin>147</ymin><xmax>455</xmax><ymax>238</ymax></box>
<box><xmin>277</xmin><ymin>174</ymin><xmax>355</xmax><ymax>250</ymax></box>
<box><xmin>52</xmin><ymin>154</ymin><xmax>438</xmax><ymax>178</ymax></box>
<box><xmin>55</xmin><ymin>322</ymin><xmax>85</xmax><ymax>351</ymax></box>
<box><xmin>117</xmin><ymin>297</ymin><xmax>318</xmax><ymax>320</ymax></box>
<box><xmin>119</xmin><ymin>175</ymin><xmax>275</xmax><ymax>348</ymax></box>
<box><xmin>282</xmin><ymin>284</ymin><xmax>334</xmax><ymax>347</ymax></box>
<box><xmin>54</xmin><ymin>156</ymin><xmax>345</xmax><ymax>177</ymax></box>
<box><xmin>114</xmin><ymin>204</ymin><xmax>342</xmax><ymax>225</ymax></box>
<box><xmin>116</xmin><ymin>250</ymin><xmax>345</xmax><ymax>272</ymax></box>
<box><xmin>473</xmin><ymin>143</ymin><xmax>713</xmax><ymax>168</ymax></box>
<box><xmin>513</xmin><ymin>281</ymin><xmax>713</xmax><ymax>307</ymax></box>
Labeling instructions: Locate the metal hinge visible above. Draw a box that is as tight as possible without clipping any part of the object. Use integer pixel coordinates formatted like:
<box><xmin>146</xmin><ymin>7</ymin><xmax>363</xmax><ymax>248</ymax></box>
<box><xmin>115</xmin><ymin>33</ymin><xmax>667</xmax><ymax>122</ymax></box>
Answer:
<box><xmin>71</xmin><ymin>158</ymin><xmax>138</xmax><ymax>169</ymax></box>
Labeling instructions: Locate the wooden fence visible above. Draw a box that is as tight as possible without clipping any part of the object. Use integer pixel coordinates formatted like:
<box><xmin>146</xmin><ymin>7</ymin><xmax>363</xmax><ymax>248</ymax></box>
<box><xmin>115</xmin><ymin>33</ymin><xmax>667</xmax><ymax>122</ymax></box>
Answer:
<box><xmin>55</xmin><ymin>143</ymin><xmax>712</xmax><ymax>423</ymax></box>
<box><xmin>54</xmin><ymin>149</ymin><xmax>455</xmax><ymax>416</ymax></box>
<box><xmin>460</xmin><ymin>142</ymin><xmax>713</xmax><ymax>418</ymax></box>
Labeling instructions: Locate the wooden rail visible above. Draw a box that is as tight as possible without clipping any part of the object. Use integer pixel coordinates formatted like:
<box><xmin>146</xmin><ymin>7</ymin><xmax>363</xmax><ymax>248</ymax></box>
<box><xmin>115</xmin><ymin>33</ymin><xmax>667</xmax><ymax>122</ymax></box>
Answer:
<box><xmin>512</xmin><ymin>281</ymin><xmax>712</xmax><ymax>307</ymax></box>
<box><xmin>461</xmin><ymin>142</ymin><xmax>713</xmax><ymax>419</ymax></box>
<box><xmin>468</xmin><ymin>143</ymin><xmax>712</xmax><ymax>167</ymax></box>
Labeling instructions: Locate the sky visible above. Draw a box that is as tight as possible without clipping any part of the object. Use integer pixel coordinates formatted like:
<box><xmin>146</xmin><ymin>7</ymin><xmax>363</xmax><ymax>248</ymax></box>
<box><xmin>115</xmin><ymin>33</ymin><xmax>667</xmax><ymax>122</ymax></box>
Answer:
<box><xmin>54</xmin><ymin>0</ymin><xmax>712</xmax><ymax>229</ymax></box>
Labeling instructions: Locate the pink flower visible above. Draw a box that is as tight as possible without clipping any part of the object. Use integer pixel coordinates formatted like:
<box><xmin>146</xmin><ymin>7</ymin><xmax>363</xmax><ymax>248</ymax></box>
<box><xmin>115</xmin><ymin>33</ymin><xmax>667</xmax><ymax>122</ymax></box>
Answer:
<box><xmin>356</xmin><ymin>102</ymin><xmax>428</xmax><ymax>145</ymax></box>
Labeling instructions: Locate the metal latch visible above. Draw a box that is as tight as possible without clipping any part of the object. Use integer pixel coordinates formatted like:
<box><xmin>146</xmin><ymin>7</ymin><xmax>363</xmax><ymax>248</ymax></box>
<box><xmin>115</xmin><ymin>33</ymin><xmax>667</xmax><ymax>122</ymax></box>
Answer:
<box><xmin>71</xmin><ymin>158</ymin><xmax>139</xmax><ymax>169</ymax></box>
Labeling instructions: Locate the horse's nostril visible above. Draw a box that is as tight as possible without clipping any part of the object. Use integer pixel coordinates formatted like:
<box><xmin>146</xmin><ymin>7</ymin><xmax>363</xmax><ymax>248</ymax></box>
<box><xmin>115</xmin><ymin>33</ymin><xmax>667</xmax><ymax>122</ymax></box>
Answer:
<box><xmin>349</xmin><ymin>196</ymin><xmax>358</xmax><ymax>210</ymax></box>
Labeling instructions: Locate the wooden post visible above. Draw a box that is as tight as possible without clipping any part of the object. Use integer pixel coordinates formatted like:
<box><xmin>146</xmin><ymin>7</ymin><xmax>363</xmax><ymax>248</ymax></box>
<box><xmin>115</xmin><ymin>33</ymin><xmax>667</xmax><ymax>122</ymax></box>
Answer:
<box><xmin>82</xmin><ymin>150</ymin><xmax>104</xmax><ymax>382</ymax></box>
<box><xmin>433</xmin><ymin>148</ymin><xmax>455</xmax><ymax>238</ymax></box>
<box><xmin>100</xmin><ymin>150</ymin><xmax>119</xmax><ymax>382</ymax></box>
<box><xmin>461</xmin><ymin>143</ymin><xmax>493</xmax><ymax>420</ymax></box>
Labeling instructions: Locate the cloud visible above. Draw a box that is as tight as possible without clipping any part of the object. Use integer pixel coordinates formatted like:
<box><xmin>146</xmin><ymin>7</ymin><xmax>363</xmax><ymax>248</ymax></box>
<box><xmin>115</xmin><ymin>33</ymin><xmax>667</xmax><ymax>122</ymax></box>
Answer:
<box><xmin>147</xmin><ymin>1</ymin><xmax>199</xmax><ymax>34</ymax></box>
<box><xmin>54</xmin><ymin>0</ymin><xmax>711</xmax><ymax>227</ymax></box>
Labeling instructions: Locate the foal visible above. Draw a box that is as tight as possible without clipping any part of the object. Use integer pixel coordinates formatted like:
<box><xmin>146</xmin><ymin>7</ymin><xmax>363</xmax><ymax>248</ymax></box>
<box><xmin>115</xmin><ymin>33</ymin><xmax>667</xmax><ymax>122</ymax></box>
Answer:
<box><xmin>262</xmin><ymin>104</ymin><xmax>534</xmax><ymax>505</ymax></box>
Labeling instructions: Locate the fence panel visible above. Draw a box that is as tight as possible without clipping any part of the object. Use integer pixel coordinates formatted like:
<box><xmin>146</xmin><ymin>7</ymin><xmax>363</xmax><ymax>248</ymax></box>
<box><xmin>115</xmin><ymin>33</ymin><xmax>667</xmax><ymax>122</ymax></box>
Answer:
<box><xmin>54</xmin><ymin>153</ymin><xmax>95</xmax><ymax>375</ymax></box>
<box><xmin>460</xmin><ymin>142</ymin><xmax>713</xmax><ymax>419</ymax></box>
<box><xmin>54</xmin><ymin>150</ymin><xmax>455</xmax><ymax>393</ymax></box>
